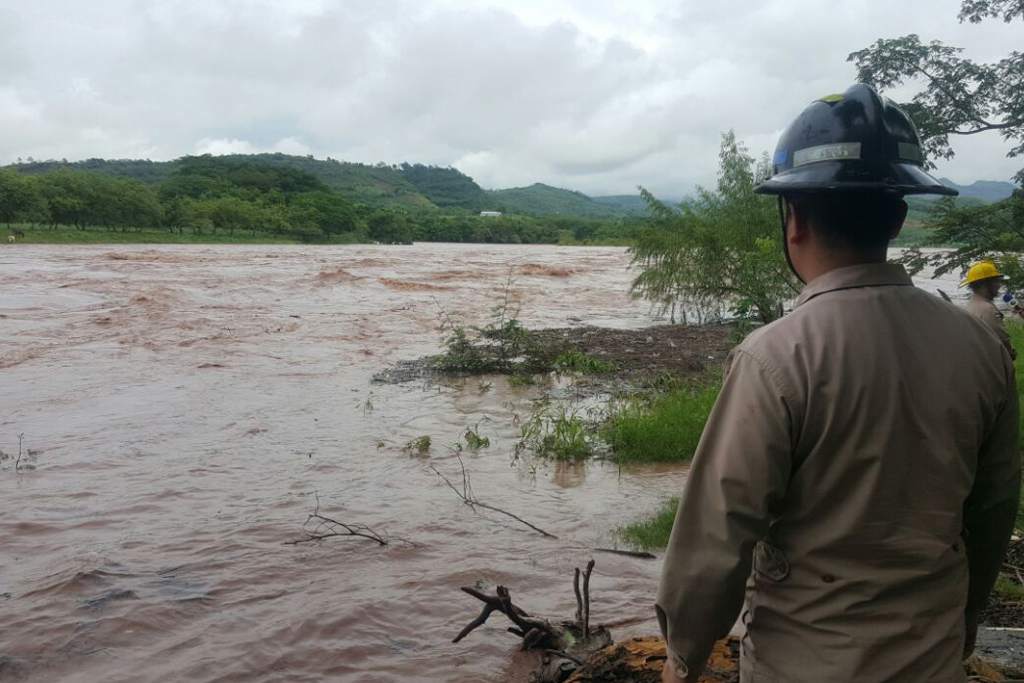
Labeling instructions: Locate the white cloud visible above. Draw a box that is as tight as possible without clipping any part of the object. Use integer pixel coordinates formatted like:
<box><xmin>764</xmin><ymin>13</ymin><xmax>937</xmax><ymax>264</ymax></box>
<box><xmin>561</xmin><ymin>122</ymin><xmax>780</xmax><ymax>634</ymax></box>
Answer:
<box><xmin>0</xmin><ymin>0</ymin><xmax>1020</xmax><ymax>194</ymax></box>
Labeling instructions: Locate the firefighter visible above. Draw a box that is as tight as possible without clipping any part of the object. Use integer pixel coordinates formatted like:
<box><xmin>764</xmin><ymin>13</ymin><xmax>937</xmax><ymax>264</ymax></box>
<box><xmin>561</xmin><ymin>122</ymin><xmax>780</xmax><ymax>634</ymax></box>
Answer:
<box><xmin>962</xmin><ymin>260</ymin><xmax>1016</xmax><ymax>359</ymax></box>
<box><xmin>657</xmin><ymin>84</ymin><xmax>1020</xmax><ymax>682</ymax></box>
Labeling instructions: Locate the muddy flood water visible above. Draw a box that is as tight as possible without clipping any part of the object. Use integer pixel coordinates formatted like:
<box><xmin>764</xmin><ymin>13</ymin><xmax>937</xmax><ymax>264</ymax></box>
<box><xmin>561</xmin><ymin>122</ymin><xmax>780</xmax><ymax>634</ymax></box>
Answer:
<box><xmin>0</xmin><ymin>244</ymin><xmax>960</xmax><ymax>682</ymax></box>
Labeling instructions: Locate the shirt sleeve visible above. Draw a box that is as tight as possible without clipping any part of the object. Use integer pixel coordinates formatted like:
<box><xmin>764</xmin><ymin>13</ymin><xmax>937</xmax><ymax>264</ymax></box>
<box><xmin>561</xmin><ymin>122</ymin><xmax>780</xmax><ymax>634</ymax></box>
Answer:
<box><xmin>963</xmin><ymin>351</ymin><xmax>1021</xmax><ymax>620</ymax></box>
<box><xmin>980</xmin><ymin>305</ymin><xmax>1016</xmax><ymax>359</ymax></box>
<box><xmin>967</xmin><ymin>353</ymin><xmax>1020</xmax><ymax>515</ymax></box>
<box><xmin>655</xmin><ymin>348</ymin><xmax>796</xmax><ymax>678</ymax></box>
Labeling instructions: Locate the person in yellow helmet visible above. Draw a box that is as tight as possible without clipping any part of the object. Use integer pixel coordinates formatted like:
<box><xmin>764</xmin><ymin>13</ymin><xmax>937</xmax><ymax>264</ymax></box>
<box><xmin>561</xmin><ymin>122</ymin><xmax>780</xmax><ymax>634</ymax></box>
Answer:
<box><xmin>962</xmin><ymin>261</ymin><xmax>1016</xmax><ymax>359</ymax></box>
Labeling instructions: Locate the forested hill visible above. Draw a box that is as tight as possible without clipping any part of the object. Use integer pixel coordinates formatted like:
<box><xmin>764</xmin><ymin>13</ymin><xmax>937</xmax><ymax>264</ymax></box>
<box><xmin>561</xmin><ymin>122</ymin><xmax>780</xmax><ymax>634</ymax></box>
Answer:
<box><xmin>8</xmin><ymin>155</ymin><xmax>438</xmax><ymax>210</ymax></box>
<box><xmin>4</xmin><ymin>154</ymin><xmax>645</xmax><ymax>217</ymax></box>
<box><xmin>487</xmin><ymin>183</ymin><xmax>640</xmax><ymax>217</ymax></box>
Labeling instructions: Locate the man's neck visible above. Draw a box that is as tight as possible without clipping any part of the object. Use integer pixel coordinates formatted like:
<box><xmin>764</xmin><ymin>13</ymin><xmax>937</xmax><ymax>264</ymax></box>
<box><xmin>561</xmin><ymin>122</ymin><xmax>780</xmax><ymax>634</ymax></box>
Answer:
<box><xmin>799</xmin><ymin>248</ymin><xmax>889</xmax><ymax>284</ymax></box>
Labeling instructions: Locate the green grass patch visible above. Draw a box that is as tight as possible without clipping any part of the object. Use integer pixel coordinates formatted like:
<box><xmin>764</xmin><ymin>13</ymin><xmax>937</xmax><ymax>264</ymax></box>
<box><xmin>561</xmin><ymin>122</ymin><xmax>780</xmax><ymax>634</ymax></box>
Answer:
<box><xmin>1005</xmin><ymin>322</ymin><xmax>1024</xmax><ymax>529</ymax></box>
<box><xmin>995</xmin><ymin>574</ymin><xmax>1024</xmax><ymax>602</ymax></box>
<box><xmin>553</xmin><ymin>349</ymin><xmax>617</xmax><ymax>374</ymax></box>
<box><xmin>618</xmin><ymin>497</ymin><xmax>678</xmax><ymax>550</ymax></box>
<box><xmin>603</xmin><ymin>382</ymin><xmax>720</xmax><ymax>463</ymax></box>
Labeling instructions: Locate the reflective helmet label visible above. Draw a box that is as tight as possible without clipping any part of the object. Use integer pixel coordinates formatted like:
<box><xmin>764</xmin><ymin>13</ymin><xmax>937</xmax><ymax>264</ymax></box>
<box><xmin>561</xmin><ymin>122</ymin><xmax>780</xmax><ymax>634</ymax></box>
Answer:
<box><xmin>793</xmin><ymin>142</ymin><xmax>861</xmax><ymax>167</ymax></box>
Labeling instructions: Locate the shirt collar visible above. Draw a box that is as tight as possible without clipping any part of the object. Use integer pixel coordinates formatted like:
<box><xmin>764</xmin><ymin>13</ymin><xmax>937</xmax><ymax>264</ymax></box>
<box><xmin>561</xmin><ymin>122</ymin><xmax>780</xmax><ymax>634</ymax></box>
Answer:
<box><xmin>795</xmin><ymin>262</ymin><xmax>914</xmax><ymax>307</ymax></box>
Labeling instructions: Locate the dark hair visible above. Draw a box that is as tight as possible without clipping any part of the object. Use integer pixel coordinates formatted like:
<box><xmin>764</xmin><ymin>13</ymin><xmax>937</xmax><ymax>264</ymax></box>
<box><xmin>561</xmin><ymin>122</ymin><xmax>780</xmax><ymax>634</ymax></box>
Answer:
<box><xmin>788</xmin><ymin>192</ymin><xmax>906</xmax><ymax>250</ymax></box>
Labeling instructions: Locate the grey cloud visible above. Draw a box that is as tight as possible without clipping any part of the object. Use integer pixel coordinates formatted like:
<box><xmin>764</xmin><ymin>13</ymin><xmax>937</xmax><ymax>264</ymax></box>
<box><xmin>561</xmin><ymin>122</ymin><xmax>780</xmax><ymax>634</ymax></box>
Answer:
<box><xmin>0</xmin><ymin>0</ymin><xmax>1019</xmax><ymax>196</ymax></box>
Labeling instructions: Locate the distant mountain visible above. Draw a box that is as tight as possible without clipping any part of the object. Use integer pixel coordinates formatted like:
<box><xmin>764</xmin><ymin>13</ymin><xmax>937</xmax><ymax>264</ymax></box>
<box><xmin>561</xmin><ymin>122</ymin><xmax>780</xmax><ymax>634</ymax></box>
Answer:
<box><xmin>487</xmin><ymin>183</ymin><xmax>635</xmax><ymax>218</ymax></box>
<box><xmin>591</xmin><ymin>194</ymin><xmax>653</xmax><ymax>216</ymax></box>
<box><xmin>939</xmin><ymin>178</ymin><xmax>1016</xmax><ymax>202</ymax></box>
<box><xmin>397</xmin><ymin>163</ymin><xmax>489</xmax><ymax>211</ymax></box>
<box><xmin>8</xmin><ymin>153</ymin><xmax>1012</xmax><ymax>219</ymax></box>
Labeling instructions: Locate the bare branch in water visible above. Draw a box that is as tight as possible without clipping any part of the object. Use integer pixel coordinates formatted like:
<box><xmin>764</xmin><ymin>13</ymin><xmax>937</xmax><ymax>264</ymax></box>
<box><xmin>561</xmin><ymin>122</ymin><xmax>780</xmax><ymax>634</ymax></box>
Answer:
<box><xmin>286</xmin><ymin>493</ymin><xmax>389</xmax><ymax>546</ymax></box>
<box><xmin>430</xmin><ymin>452</ymin><xmax>557</xmax><ymax>539</ymax></box>
<box><xmin>582</xmin><ymin>559</ymin><xmax>594</xmax><ymax>639</ymax></box>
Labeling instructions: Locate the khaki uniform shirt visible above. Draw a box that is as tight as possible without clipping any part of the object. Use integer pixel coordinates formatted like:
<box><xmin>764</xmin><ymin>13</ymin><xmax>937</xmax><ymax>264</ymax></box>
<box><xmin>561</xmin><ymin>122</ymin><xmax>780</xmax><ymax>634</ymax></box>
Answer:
<box><xmin>656</xmin><ymin>263</ymin><xmax>1019</xmax><ymax>683</ymax></box>
<box><xmin>966</xmin><ymin>293</ymin><xmax>1016</xmax><ymax>359</ymax></box>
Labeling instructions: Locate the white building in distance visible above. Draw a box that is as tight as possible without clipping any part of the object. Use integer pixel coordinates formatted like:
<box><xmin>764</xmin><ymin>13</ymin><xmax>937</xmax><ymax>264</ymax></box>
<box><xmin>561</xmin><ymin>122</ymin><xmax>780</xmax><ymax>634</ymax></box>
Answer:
<box><xmin>479</xmin><ymin>211</ymin><xmax>503</xmax><ymax>217</ymax></box>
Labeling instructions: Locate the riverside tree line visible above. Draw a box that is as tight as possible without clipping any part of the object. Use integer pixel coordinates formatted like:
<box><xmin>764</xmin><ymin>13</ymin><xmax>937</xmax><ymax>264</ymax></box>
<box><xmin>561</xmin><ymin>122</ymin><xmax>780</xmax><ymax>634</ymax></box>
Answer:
<box><xmin>0</xmin><ymin>156</ymin><xmax>642</xmax><ymax>245</ymax></box>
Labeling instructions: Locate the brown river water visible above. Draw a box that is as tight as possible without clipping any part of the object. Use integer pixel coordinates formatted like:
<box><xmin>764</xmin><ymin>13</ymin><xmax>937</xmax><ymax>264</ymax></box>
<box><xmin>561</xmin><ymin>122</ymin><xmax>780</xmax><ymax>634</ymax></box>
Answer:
<box><xmin>0</xmin><ymin>243</ymin><xmax>961</xmax><ymax>683</ymax></box>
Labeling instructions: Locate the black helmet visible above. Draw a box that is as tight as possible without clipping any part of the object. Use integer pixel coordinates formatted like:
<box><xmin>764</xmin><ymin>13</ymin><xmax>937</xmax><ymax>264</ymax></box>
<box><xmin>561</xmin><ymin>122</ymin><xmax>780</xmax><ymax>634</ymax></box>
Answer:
<box><xmin>755</xmin><ymin>83</ymin><xmax>957</xmax><ymax>197</ymax></box>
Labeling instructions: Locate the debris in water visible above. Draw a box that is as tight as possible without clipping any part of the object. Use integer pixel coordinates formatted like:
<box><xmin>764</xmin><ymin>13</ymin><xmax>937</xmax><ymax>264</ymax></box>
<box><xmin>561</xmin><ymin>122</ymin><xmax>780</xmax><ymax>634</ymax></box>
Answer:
<box><xmin>516</xmin><ymin>264</ymin><xmax>575</xmax><ymax>278</ymax></box>
<box><xmin>378</xmin><ymin>277</ymin><xmax>451</xmax><ymax>292</ymax></box>
<box><xmin>431</xmin><ymin>452</ymin><xmax>556</xmax><ymax>538</ymax></box>
<box><xmin>453</xmin><ymin>561</ymin><xmax>612</xmax><ymax>682</ymax></box>
<box><xmin>314</xmin><ymin>268</ymin><xmax>362</xmax><ymax>285</ymax></box>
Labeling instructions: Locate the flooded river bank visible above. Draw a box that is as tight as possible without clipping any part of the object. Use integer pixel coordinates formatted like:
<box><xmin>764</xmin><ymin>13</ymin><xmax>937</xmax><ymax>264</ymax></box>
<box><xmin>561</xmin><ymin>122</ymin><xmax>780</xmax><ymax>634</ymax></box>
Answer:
<box><xmin>0</xmin><ymin>244</ymin><xmax>961</xmax><ymax>682</ymax></box>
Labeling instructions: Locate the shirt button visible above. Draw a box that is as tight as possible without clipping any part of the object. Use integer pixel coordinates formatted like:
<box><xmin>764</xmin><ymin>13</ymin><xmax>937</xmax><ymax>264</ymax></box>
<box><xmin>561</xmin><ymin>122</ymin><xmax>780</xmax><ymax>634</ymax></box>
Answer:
<box><xmin>821</xmin><ymin>574</ymin><xmax>836</xmax><ymax>584</ymax></box>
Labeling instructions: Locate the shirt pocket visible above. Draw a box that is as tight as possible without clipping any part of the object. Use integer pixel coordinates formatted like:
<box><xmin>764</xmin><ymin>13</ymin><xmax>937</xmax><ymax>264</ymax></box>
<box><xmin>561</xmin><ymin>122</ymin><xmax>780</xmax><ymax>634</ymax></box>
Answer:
<box><xmin>752</xmin><ymin>540</ymin><xmax>790</xmax><ymax>583</ymax></box>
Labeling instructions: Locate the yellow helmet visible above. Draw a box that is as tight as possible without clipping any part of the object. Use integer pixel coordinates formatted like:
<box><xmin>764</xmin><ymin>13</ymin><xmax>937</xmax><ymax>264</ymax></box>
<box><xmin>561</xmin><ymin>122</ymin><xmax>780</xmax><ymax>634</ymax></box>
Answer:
<box><xmin>960</xmin><ymin>260</ymin><xmax>1006</xmax><ymax>287</ymax></box>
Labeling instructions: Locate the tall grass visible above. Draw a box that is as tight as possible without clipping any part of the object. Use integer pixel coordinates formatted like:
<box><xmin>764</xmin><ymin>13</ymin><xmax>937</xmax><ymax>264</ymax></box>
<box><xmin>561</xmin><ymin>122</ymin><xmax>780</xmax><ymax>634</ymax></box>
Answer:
<box><xmin>618</xmin><ymin>498</ymin><xmax>678</xmax><ymax>550</ymax></box>
<box><xmin>603</xmin><ymin>382</ymin><xmax>720</xmax><ymax>463</ymax></box>
<box><xmin>615</xmin><ymin>323</ymin><xmax>1024</xmax><ymax>549</ymax></box>
<box><xmin>1004</xmin><ymin>322</ymin><xmax>1024</xmax><ymax>528</ymax></box>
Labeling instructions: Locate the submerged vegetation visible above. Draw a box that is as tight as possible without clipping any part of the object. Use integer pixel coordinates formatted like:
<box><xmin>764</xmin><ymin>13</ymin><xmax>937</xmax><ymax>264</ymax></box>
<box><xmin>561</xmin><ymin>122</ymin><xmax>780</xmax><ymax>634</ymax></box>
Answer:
<box><xmin>618</xmin><ymin>498</ymin><xmax>679</xmax><ymax>551</ymax></box>
<box><xmin>517</xmin><ymin>402</ymin><xmax>593</xmax><ymax>461</ymax></box>
<box><xmin>404</xmin><ymin>435</ymin><xmax>432</xmax><ymax>455</ymax></box>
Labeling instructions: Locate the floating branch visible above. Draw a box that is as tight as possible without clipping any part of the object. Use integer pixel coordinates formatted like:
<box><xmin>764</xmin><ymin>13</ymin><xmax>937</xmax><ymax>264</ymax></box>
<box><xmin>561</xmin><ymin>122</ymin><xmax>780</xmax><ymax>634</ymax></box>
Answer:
<box><xmin>287</xmin><ymin>494</ymin><xmax>389</xmax><ymax>546</ymax></box>
<box><xmin>429</xmin><ymin>452</ymin><xmax>557</xmax><ymax>539</ymax></box>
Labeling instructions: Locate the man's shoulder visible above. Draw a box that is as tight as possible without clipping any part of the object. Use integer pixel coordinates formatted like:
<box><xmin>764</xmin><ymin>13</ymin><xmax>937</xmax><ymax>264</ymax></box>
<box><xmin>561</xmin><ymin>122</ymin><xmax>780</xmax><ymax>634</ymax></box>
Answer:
<box><xmin>737</xmin><ymin>285</ymin><xmax>984</xmax><ymax>354</ymax></box>
<box><xmin>966</xmin><ymin>296</ymin><xmax>1001</xmax><ymax>320</ymax></box>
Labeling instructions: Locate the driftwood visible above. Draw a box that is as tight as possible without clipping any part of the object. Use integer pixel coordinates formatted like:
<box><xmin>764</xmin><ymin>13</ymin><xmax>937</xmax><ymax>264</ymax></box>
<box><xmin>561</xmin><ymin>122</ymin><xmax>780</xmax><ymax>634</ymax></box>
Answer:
<box><xmin>286</xmin><ymin>494</ymin><xmax>390</xmax><ymax>546</ymax></box>
<box><xmin>453</xmin><ymin>560</ymin><xmax>612</xmax><ymax>682</ymax></box>
<box><xmin>430</xmin><ymin>452</ymin><xmax>557</xmax><ymax>538</ymax></box>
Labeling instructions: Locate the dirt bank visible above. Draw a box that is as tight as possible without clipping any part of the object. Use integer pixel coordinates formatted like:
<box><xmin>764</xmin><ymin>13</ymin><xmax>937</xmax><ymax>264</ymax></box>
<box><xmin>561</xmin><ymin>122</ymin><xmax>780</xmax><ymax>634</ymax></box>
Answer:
<box><xmin>373</xmin><ymin>322</ymin><xmax>736</xmax><ymax>385</ymax></box>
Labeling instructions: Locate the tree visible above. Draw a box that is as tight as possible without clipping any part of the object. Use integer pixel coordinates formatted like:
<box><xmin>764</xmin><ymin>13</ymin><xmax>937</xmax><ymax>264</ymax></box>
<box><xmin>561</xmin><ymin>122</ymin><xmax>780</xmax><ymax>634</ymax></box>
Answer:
<box><xmin>629</xmin><ymin>132</ymin><xmax>799</xmax><ymax>324</ymax></box>
<box><xmin>849</xmin><ymin>0</ymin><xmax>1024</xmax><ymax>278</ymax></box>
<box><xmin>291</xmin><ymin>191</ymin><xmax>358</xmax><ymax>235</ymax></box>
<box><xmin>849</xmin><ymin>33</ymin><xmax>1023</xmax><ymax>183</ymax></box>
<box><xmin>367</xmin><ymin>210</ymin><xmax>413</xmax><ymax>244</ymax></box>
<box><xmin>0</xmin><ymin>170</ymin><xmax>40</xmax><ymax>226</ymax></box>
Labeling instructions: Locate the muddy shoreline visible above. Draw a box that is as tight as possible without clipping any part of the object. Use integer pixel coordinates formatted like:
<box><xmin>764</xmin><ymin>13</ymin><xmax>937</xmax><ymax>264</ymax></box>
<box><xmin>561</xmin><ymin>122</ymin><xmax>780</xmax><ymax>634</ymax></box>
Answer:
<box><xmin>373</xmin><ymin>322</ymin><xmax>737</xmax><ymax>386</ymax></box>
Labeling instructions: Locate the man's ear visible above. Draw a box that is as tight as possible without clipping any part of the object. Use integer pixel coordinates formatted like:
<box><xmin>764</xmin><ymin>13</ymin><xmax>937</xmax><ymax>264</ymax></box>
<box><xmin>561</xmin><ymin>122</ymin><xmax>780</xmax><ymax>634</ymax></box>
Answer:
<box><xmin>786</xmin><ymin>199</ymin><xmax>811</xmax><ymax>244</ymax></box>
<box><xmin>890</xmin><ymin>199</ymin><xmax>909</xmax><ymax>239</ymax></box>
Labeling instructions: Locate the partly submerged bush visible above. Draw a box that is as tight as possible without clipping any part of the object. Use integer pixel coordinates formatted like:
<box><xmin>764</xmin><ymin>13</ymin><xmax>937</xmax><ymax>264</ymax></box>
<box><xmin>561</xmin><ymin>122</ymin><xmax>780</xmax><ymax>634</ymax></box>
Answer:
<box><xmin>517</xmin><ymin>402</ymin><xmax>592</xmax><ymax>461</ymax></box>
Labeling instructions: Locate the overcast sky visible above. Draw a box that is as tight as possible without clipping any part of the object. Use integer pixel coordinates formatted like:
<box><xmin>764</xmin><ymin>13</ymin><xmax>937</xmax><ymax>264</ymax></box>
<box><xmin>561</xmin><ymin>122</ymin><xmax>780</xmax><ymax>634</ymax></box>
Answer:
<box><xmin>0</xmin><ymin>0</ymin><xmax>1019</xmax><ymax>196</ymax></box>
